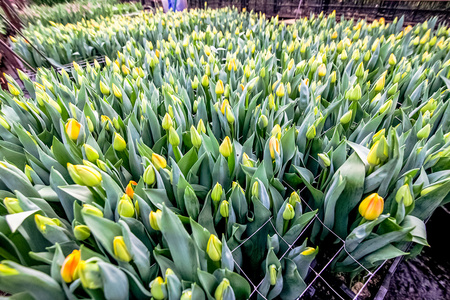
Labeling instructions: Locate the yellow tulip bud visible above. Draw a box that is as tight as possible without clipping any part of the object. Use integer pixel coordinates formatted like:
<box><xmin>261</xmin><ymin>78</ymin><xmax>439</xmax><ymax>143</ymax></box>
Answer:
<box><xmin>112</xmin><ymin>83</ymin><xmax>122</xmax><ymax>99</ymax></box>
<box><xmin>83</xmin><ymin>144</ymin><xmax>99</xmax><ymax>162</ymax></box>
<box><xmin>60</xmin><ymin>249</ymin><xmax>80</xmax><ymax>283</ymax></box>
<box><xmin>359</xmin><ymin>193</ymin><xmax>384</xmax><ymax>220</ymax></box>
<box><xmin>74</xmin><ymin>225</ymin><xmax>91</xmax><ymax>240</ymax></box>
<box><xmin>118</xmin><ymin>198</ymin><xmax>135</xmax><ymax>218</ymax></box>
<box><xmin>151</xmin><ymin>153</ymin><xmax>167</xmax><ymax>170</ymax></box>
<box><xmin>269</xmin><ymin>136</ymin><xmax>280</xmax><ymax>160</ymax></box>
<box><xmin>149</xmin><ymin>209</ymin><xmax>162</xmax><ymax>230</ymax></box>
<box><xmin>3</xmin><ymin>197</ymin><xmax>23</xmax><ymax>214</ymax></box>
<box><xmin>113</xmin><ymin>132</ymin><xmax>126</xmax><ymax>151</ymax></box>
<box><xmin>67</xmin><ymin>163</ymin><xmax>102</xmax><ymax>186</ymax></box>
<box><xmin>190</xmin><ymin>125</ymin><xmax>202</xmax><ymax>148</ymax></box>
<box><xmin>78</xmin><ymin>260</ymin><xmax>102</xmax><ymax>289</ymax></box>
<box><xmin>100</xmin><ymin>81</ymin><xmax>110</xmax><ymax>95</ymax></box>
<box><xmin>206</xmin><ymin>234</ymin><xmax>222</xmax><ymax>261</ymax></box>
<box><xmin>35</xmin><ymin>214</ymin><xmax>61</xmax><ymax>233</ymax></box>
<box><xmin>219</xmin><ymin>200</ymin><xmax>229</xmax><ymax>218</ymax></box>
<box><xmin>82</xmin><ymin>204</ymin><xmax>103</xmax><ymax>218</ymax></box>
<box><xmin>113</xmin><ymin>236</ymin><xmax>132</xmax><ymax>262</ymax></box>
<box><xmin>215</xmin><ymin>278</ymin><xmax>230</xmax><ymax>300</ymax></box>
<box><xmin>150</xmin><ymin>276</ymin><xmax>167</xmax><ymax>300</ymax></box>
<box><xmin>65</xmin><ymin>118</ymin><xmax>81</xmax><ymax>141</ymax></box>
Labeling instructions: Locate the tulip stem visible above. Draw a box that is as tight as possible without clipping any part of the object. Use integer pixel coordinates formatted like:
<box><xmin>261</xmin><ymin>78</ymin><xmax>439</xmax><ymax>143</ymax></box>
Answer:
<box><xmin>282</xmin><ymin>220</ymin><xmax>289</xmax><ymax>235</ymax></box>
<box><xmin>173</xmin><ymin>146</ymin><xmax>182</xmax><ymax>162</ymax></box>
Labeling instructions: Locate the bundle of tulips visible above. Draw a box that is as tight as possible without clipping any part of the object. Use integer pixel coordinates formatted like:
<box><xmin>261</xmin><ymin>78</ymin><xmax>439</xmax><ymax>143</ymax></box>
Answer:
<box><xmin>1</xmin><ymin>7</ymin><xmax>450</xmax><ymax>299</ymax></box>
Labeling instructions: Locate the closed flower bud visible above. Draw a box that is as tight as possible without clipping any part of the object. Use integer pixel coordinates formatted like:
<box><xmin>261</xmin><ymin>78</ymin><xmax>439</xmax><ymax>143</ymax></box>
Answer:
<box><xmin>100</xmin><ymin>81</ymin><xmax>110</xmax><ymax>95</ymax></box>
<box><xmin>201</xmin><ymin>75</ymin><xmax>209</xmax><ymax>87</ymax></box>
<box><xmin>289</xmin><ymin>191</ymin><xmax>301</xmax><ymax>207</ymax></box>
<box><xmin>306</xmin><ymin>124</ymin><xmax>316</xmax><ymax>140</ymax></box>
<box><xmin>379</xmin><ymin>99</ymin><xmax>393</xmax><ymax>114</ymax></box>
<box><xmin>113</xmin><ymin>236</ymin><xmax>132</xmax><ymax>262</ymax></box>
<box><xmin>349</xmin><ymin>84</ymin><xmax>362</xmax><ymax>101</ymax></box>
<box><xmin>125</xmin><ymin>180</ymin><xmax>137</xmax><ymax>199</ymax></box>
<box><xmin>215</xmin><ymin>80</ymin><xmax>224</xmax><ymax>95</ymax></box>
<box><xmin>318</xmin><ymin>63</ymin><xmax>326</xmax><ymax>77</ymax></box>
<box><xmin>417</xmin><ymin>124</ymin><xmax>431</xmax><ymax>139</ymax></box>
<box><xmin>197</xmin><ymin>119</ymin><xmax>206</xmax><ymax>134</ymax></box>
<box><xmin>86</xmin><ymin>116</ymin><xmax>94</xmax><ymax>132</ymax></box>
<box><xmin>271</xmin><ymin>124</ymin><xmax>281</xmax><ymax>139</ymax></box>
<box><xmin>3</xmin><ymin>197</ymin><xmax>23</xmax><ymax>214</ymax></box>
<box><xmin>0</xmin><ymin>115</ymin><xmax>10</xmax><ymax>130</ymax></box>
<box><xmin>35</xmin><ymin>214</ymin><xmax>60</xmax><ymax>233</ymax></box>
<box><xmin>340</xmin><ymin>110</ymin><xmax>353</xmax><ymax>125</ymax></box>
<box><xmin>191</xmin><ymin>76</ymin><xmax>199</xmax><ymax>89</ymax></box>
<box><xmin>149</xmin><ymin>209</ymin><xmax>162</xmax><ymax>230</ymax></box>
<box><xmin>258</xmin><ymin>115</ymin><xmax>269</xmax><ymax>129</ymax></box>
<box><xmin>152</xmin><ymin>153</ymin><xmax>167</xmax><ymax>170</ymax></box>
<box><xmin>65</xmin><ymin>118</ymin><xmax>81</xmax><ymax>141</ymax></box>
<box><xmin>220</xmin><ymin>200</ymin><xmax>229</xmax><ymax>218</ymax></box>
<box><xmin>388</xmin><ymin>53</ymin><xmax>397</xmax><ymax>66</ymax></box>
<box><xmin>82</xmin><ymin>204</ymin><xmax>103</xmax><ymax>218</ymax></box>
<box><xmin>181</xmin><ymin>290</ymin><xmax>192</xmax><ymax>300</ymax></box>
<box><xmin>211</xmin><ymin>183</ymin><xmax>223</xmax><ymax>202</ymax></box>
<box><xmin>169</xmin><ymin>127</ymin><xmax>180</xmax><ymax>147</ymax></box>
<box><xmin>78</xmin><ymin>260</ymin><xmax>102</xmax><ymax>290</ymax></box>
<box><xmin>252</xmin><ymin>181</ymin><xmax>259</xmax><ymax>197</ymax></box>
<box><xmin>367</xmin><ymin>136</ymin><xmax>389</xmax><ymax>166</ymax></box>
<box><xmin>276</xmin><ymin>83</ymin><xmax>285</xmax><ymax>97</ymax></box>
<box><xmin>374</xmin><ymin>72</ymin><xmax>386</xmax><ymax>92</ymax></box>
<box><xmin>162</xmin><ymin>113</ymin><xmax>173</xmax><ymax>130</ymax></box>
<box><xmin>387</xmin><ymin>83</ymin><xmax>398</xmax><ymax>96</ymax></box>
<box><xmin>74</xmin><ymin>225</ymin><xmax>91</xmax><ymax>240</ymax></box>
<box><xmin>113</xmin><ymin>132</ymin><xmax>127</xmax><ymax>151</ymax></box>
<box><xmin>330</xmin><ymin>71</ymin><xmax>337</xmax><ymax>83</ymax></box>
<box><xmin>395</xmin><ymin>184</ymin><xmax>413</xmax><ymax>206</ymax></box>
<box><xmin>242</xmin><ymin>152</ymin><xmax>253</xmax><ymax>167</ymax></box>
<box><xmin>112</xmin><ymin>83</ymin><xmax>122</xmax><ymax>99</ymax></box>
<box><xmin>269</xmin><ymin>136</ymin><xmax>280</xmax><ymax>160</ymax></box>
<box><xmin>283</xmin><ymin>203</ymin><xmax>295</xmax><ymax>220</ymax></box>
<box><xmin>359</xmin><ymin>193</ymin><xmax>384</xmax><ymax>220</ymax></box>
<box><xmin>7</xmin><ymin>83</ymin><xmax>21</xmax><ymax>96</ymax></box>
<box><xmin>355</xmin><ymin>62</ymin><xmax>364</xmax><ymax>78</ymax></box>
<box><xmin>61</xmin><ymin>249</ymin><xmax>80</xmax><ymax>283</ymax></box>
<box><xmin>269</xmin><ymin>264</ymin><xmax>277</xmax><ymax>285</ymax></box>
<box><xmin>83</xmin><ymin>144</ymin><xmax>99</xmax><ymax>162</ymax></box>
<box><xmin>150</xmin><ymin>277</ymin><xmax>167</xmax><ymax>300</ymax></box>
<box><xmin>225</xmin><ymin>106</ymin><xmax>235</xmax><ymax>124</ymax></box>
<box><xmin>301</xmin><ymin>247</ymin><xmax>316</xmax><ymax>255</ymax></box>
<box><xmin>118</xmin><ymin>198</ymin><xmax>135</xmax><ymax>218</ymax></box>
<box><xmin>68</xmin><ymin>163</ymin><xmax>102</xmax><ymax>186</ymax></box>
<box><xmin>318</xmin><ymin>153</ymin><xmax>331</xmax><ymax>167</ymax></box>
<box><xmin>190</xmin><ymin>125</ymin><xmax>202</xmax><ymax>148</ymax></box>
<box><xmin>215</xmin><ymin>278</ymin><xmax>230</xmax><ymax>300</ymax></box>
<box><xmin>207</xmin><ymin>234</ymin><xmax>222</xmax><ymax>261</ymax></box>
<box><xmin>420</xmin><ymin>98</ymin><xmax>437</xmax><ymax>114</ymax></box>
<box><xmin>219</xmin><ymin>136</ymin><xmax>232</xmax><ymax>157</ymax></box>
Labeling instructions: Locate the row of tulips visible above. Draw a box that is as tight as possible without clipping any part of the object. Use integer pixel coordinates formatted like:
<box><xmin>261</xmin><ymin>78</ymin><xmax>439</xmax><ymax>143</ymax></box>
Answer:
<box><xmin>1</xmin><ymin>7</ymin><xmax>450</xmax><ymax>299</ymax></box>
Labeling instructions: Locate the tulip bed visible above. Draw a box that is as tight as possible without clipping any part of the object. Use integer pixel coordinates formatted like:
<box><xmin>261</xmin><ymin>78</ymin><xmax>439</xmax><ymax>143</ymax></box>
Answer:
<box><xmin>1</xmin><ymin>7</ymin><xmax>450</xmax><ymax>299</ymax></box>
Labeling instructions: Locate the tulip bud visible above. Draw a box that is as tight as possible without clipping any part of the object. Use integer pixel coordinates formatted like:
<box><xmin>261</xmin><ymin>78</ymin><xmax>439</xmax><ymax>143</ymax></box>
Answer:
<box><xmin>3</xmin><ymin>197</ymin><xmax>23</xmax><ymax>214</ymax></box>
<box><xmin>417</xmin><ymin>124</ymin><xmax>431</xmax><ymax>139</ymax></box>
<box><xmin>387</xmin><ymin>83</ymin><xmax>398</xmax><ymax>96</ymax></box>
<box><xmin>219</xmin><ymin>136</ymin><xmax>232</xmax><ymax>158</ymax></box>
<box><xmin>395</xmin><ymin>184</ymin><xmax>413</xmax><ymax>207</ymax></box>
<box><xmin>35</xmin><ymin>214</ymin><xmax>61</xmax><ymax>233</ymax></box>
<box><xmin>74</xmin><ymin>225</ymin><xmax>91</xmax><ymax>240</ymax></box>
<box><xmin>388</xmin><ymin>53</ymin><xmax>397</xmax><ymax>66</ymax></box>
<box><xmin>355</xmin><ymin>62</ymin><xmax>364</xmax><ymax>78</ymax></box>
<box><xmin>301</xmin><ymin>247</ymin><xmax>316</xmax><ymax>255</ymax></box>
<box><xmin>149</xmin><ymin>209</ymin><xmax>162</xmax><ymax>230</ymax></box>
<box><xmin>181</xmin><ymin>290</ymin><xmax>192</xmax><ymax>300</ymax></box>
<box><xmin>201</xmin><ymin>75</ymin><xmax>209</xmax><ymax>87</ymax></box>
<box><xmin>379</xmin><ymin>99</ymin><xmax>393</xmax><ymax>114</ymax></box>
<box><xmin>283</xmin><ymin>203</ymin><xmax>295</xmax><ymax>220</ymax></box>
<box><xmin>359</xmin><ymin>193</ymin><xmax>384</xmax><ymax>220</ymax></box>
<box><xmin>78</xmin><ymin>260</ymin><xmax>102</xmax><ymax>289</ymax></box>
<box><xmin>258</xmin><ymin>115</ymin><xmax>268</xmax><ymax>129</ymax></box>
<box><xmin>100</xmin><ymin>81</ymin><xmax>110</xmax><ymax>95</ymax></box>
<box><xmin>113</xmin><ymin>132</ymin><xmax>126</xmax><ymax>151</ymax></box>
<box><xmin>306</xmin><ymin>124</ymin><xmax>316</xmax><ymax>140</ymax></box>
<box><xmin>211</xmin><ymin>183</ymin><xmax>223</xmax><ymax>202</ymax></box>
<box><xmin>61</xmin><ymin>249</ymin><xmax>80</xmax><ymax>283</ymax></box>
<box><xmin>269</xmin><ymin>264</ymin><xmax>277</xmax><ymax>285</ymax></box>
<box><xmin>190</xmin><ymin>125</ymin><xmax>202</xmax><ymax>148</ymax></box>
<box><xmin>112</xmin><ymin>83</ymin><xmax>122</xmax><ymax>99</ymax></box>
<box><xmin>349</xmin><ymin>84</ymin><xmax>362</xmax><ymax>101</ymax></box>
<box><xmin>162</xmin><ymin>113</ymin><xmax>173</xmax><ymax>130</ymax></box>
<box><xmin>242</xmin><ymin>152</ymin><xmax>253</xmax><ymax>168</ymax></box>
<box><xmin>86</xmin><ymin>116</ymin><xmax>94</xmax><ymax>132</ymax></box>
<box><xmin>206</xmin><ymin>234</ymin><xmax>222</xmax><ymax>261</ymax></box>
<box><xmin>215</xmin><ymin>80</ymin><xmax>224</xmax><ymax>95</ymax></box>
<box><xmin>220</xmin><ymin>200</ymin><xmax>229</xmax><ymax>218</ymax></box>
<box><xmin>150</xmin><ymin>277</ymin><xmax>167</xmax><ymax>300</ymax></box>
<box><xmin>83</xmin><ymin>144</ymin><xmax>99</xmax><ymax>162</ymax></box>
<box><xmin>215</xmin><ymin>278</ymin><xmax>231</xmax><ymax>300</ymax></box>
<box><xmin>168</xmin><ymin>127</ymin><xmax>180</xmax><ymax>147</ymax></box>
<box><xmin>113</xmin><ymin>236</ymin><xmax>132</xmax><ymax>262</ymax></box>
<box><xmin>318</xmin><ymin>153</ymin><xmax>331</xmax><ymax>167</ymax></box>
<box><xmin>269</xmin><ymin>136</ymin><xmax>280</xmax><ymax>160</ymax></box>
<box><xmin>317</xmin><ymin>63</ymin><xmax>326</xmax><ymax>77</ymax></box>
<box><xmin>367</xmin><ymin>136</ymin><xmax>389</xmax><ymax>166</ymax></box>
<box><xmin>68</xmin><ymin>163</ymin><xmax>102</xmax><ymax>186</ymax></box>
<box><xmin>82</xmin><ymin>204</ymin><xmax>103</xmax><ymax>217</ymax></box>
<box><xmin>65</xmin><ymin>118</ymin><xmax>81</xmax><ymax>141</ymax></box>
<box><xmin>118</xmin><ymin>198</ymin><xmax>135</xmax><ymax>218</ymax></box>
<box><xmin>374</xmin><ymin>72</ymin><xmax>386</xmax><ymax>92</ymax></box>
<box><xmin>289</xmin><ymin>191</ymin><xmax>301</xmax><ymax>207</ymax></box>
<box><xmin>225</xmin><ymin>106</ymin><xmax>235</xmax><ymax>124</ymax></box>
<box><xmin>7</xmin><ymin>83</ymin><xmax>21</xmax><ymax>96</ymax></box>
<box><xmin>0</xmin><ymin>115</ymin><xmax>10</xmax><ymax>130</ymax></box>
<box><xmin>276</xmin><ymin>83</ymin><xmax>285</xmax><ymax>97</ymax></box>
<box><xmin>340</xmin><ymin>110</ymin><xmax>353</xmax><ymax>125</ymax></box>
<box><xmin>152</xmin><ymin>153</ymin><xmax>167</xmax><ymax>170</ymax></box>
<box><xmin>197</xmin><ymin>119</ymin><xmax>206</xmax><ymax>134</ymax></box>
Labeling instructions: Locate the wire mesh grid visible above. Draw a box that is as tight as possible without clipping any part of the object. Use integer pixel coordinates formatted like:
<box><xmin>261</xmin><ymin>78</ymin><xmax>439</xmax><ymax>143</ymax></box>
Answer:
<box><xmin>223</xmin><ymin>163</ymin><xmax>389</xmax><ymax>299</ymax></box>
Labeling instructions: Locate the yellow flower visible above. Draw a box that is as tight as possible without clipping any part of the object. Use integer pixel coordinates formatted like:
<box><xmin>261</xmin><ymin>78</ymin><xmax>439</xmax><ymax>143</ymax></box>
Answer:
<box><xmin>149</xmin><ymin>209</ymin><xmax>162</xmax><ymax>230</ymax></box>
<box><xmin>206</xmin><ymin>234</ymin><xmax>222</xmax><ymax>261</ymax></box>
<box><xmin>269</xmin><ymin>136</ymin><xmax>280</xmax><ymax>159</ymax></box>
<box><xmin>65</xmin><ymin>118</ymin><xmax>81</xmax><ymax>141</ymax></box>
<box><xmin>113</xmin><ymin>236</ymin><xmax>132</xmax><ymax>262</ymax></box>
<box><xmin>152</xmin><ymin>153</ymin><xmax>167</xmax><ymax>170</ymax></box>
<box><xmin>219</xmin><ymin>136</ymin><xmax>232</xmax><ymax>157</ymax></box>
<box><xmin>215</xmin><ymin>80</ymin><xmax>224</xmax><ymax>95</ymax></box>
<box><xmin>61</xmin><ymin>249</ymin><xmax>81</xmax><ymax>283</ymax></box>
<box><xmin>359</xmin><ymin>193</ymin><xmax>384</xmax><ymax>220</ymax></box>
